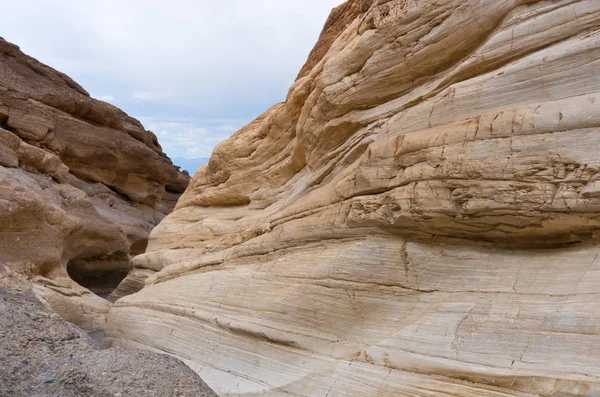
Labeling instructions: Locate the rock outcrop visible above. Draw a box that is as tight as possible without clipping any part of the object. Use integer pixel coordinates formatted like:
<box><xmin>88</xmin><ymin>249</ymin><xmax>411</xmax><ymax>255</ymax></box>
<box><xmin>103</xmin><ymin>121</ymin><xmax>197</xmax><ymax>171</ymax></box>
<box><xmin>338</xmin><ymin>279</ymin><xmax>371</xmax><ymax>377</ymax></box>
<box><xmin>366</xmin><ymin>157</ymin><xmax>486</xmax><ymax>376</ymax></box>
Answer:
<box><xmin>0</xmin><ymin>37</ymin><xmax>189</xmax><ymax>331</ymax></box>
<box><xmin>106</xmin><ymin>1</ymin><xmax>600</xmax><ymax>396</ymax></box>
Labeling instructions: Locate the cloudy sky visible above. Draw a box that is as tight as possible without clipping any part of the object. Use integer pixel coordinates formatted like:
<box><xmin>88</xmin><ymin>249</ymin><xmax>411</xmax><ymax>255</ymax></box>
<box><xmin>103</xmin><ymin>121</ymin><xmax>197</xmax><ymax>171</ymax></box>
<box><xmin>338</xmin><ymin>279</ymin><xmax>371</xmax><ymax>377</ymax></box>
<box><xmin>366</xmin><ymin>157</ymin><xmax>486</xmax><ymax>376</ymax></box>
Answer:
<box><xmin>2</xmin><ymin>0</ymin><xmax>343</xmax><ymax>165</ymax></box>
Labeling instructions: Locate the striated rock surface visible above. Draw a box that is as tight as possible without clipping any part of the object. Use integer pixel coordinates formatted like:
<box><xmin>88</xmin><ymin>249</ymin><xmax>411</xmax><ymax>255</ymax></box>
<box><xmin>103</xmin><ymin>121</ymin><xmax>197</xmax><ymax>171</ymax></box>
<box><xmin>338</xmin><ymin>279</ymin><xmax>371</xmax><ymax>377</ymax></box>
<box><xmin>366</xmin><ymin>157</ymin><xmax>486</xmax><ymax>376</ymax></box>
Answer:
<box><xmin>107</xmin><ymin>1</ymin><xmax>600</xmax><ymax>396</ymax></box>
<box><xmin>0</xmin><ymin>37</ymin><xmax>189</xmax><ymax>331</ymax></box>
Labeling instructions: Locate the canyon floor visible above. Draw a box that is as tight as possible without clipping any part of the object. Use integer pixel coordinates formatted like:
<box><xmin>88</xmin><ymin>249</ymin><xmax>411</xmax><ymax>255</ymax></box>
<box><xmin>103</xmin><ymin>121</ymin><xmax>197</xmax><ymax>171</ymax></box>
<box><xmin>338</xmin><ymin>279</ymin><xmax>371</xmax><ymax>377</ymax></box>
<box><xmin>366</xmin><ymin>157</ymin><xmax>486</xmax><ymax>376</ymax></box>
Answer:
<box><xmin>0</xmin><ymin>279</ymin><xmax>217</xmax><ymax>397</ymax></box>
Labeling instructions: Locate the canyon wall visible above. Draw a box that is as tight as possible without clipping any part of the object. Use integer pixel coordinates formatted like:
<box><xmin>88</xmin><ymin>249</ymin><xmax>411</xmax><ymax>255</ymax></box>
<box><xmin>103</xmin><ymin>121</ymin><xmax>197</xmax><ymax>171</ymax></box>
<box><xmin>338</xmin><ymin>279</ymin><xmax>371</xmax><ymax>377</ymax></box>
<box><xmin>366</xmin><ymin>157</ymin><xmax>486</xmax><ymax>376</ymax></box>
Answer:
<box><xmin>0</xmin><ymin>38</ymin><xmax>189</xmax><ymax>331</ymax></box>
<box><xmin>106</xmin><ymin>1</ymin><xmax>600</xmax><ymax>396</ymax></box>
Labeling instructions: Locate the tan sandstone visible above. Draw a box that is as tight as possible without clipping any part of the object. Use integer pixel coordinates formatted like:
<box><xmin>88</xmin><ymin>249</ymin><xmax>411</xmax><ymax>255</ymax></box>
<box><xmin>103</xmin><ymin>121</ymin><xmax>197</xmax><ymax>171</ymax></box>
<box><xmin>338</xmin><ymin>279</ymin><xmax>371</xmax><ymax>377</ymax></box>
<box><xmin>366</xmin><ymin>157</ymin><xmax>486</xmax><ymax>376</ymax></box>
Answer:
<box><xmin>106</xmin><ymin>1</ymin><xmax>600</xmax><ymax>396</ymax></box>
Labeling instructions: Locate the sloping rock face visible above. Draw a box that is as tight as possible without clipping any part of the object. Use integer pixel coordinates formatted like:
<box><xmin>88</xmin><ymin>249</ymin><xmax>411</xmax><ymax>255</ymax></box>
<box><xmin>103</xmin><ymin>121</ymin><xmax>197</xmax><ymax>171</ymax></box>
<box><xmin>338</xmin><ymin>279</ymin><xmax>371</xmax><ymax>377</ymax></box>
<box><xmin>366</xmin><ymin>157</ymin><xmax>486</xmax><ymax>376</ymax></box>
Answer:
<box><xmin>106</xmin><ymin>1</ymin><xmax>600</xmax><ymax>396</ymax></box>
<box><xmin>0</xmin><ymin>38</ymin><xmax>189</xmax><ymax>331</ymax></box>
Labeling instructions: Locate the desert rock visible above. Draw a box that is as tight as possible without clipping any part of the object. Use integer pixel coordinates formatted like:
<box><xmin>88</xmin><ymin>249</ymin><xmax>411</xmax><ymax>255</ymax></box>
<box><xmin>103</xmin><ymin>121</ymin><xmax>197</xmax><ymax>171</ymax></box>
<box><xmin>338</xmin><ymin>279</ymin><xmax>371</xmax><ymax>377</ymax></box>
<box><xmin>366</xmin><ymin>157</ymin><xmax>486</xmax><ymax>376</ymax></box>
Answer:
<box><xmin>0</xmin><ymin>37</ymin><xmax>189</xmax><ymax>331</ymax></box>
<box><xmin>106</xmin><ymin>1</ymin><xmax>600</xmax><ymax>396</ymax></box>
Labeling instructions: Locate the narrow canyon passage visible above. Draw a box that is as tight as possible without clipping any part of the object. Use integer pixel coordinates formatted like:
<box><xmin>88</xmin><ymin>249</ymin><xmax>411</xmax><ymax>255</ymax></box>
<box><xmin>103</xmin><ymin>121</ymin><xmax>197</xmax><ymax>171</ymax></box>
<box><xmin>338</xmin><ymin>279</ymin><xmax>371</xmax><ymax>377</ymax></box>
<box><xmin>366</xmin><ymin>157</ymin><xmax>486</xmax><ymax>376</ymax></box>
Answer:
<box><xmin>2</xmin><ymin>0</ymin><xmax>600</xmax><ymax>396</ymax></box>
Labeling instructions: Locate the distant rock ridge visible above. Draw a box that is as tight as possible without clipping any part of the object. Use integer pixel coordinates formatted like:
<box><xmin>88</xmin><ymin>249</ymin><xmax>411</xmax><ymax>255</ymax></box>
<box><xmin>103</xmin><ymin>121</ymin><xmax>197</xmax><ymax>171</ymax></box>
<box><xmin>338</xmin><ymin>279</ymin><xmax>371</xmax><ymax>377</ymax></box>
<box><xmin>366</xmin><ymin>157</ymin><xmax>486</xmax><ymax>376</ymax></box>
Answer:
<box><xmin>0</xmin><ymin>37</ymin><xmax>189</xmax><ymax>331</ymax></box>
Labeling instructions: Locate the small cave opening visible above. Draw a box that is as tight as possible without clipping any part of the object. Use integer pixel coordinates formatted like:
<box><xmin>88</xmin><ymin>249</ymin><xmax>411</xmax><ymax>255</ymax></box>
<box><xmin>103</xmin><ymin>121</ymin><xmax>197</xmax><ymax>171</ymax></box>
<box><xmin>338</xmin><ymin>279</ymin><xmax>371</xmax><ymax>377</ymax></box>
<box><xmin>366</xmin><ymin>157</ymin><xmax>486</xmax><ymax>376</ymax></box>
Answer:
<box><xmin>0</xmin><ymin>112</ymin><xmax>10</xmax><ymax>130</ymax></box>
<box><xmin>66</xmin><ymin>253</ymin><xmax>131</xmax><ymax>299</ymax></box>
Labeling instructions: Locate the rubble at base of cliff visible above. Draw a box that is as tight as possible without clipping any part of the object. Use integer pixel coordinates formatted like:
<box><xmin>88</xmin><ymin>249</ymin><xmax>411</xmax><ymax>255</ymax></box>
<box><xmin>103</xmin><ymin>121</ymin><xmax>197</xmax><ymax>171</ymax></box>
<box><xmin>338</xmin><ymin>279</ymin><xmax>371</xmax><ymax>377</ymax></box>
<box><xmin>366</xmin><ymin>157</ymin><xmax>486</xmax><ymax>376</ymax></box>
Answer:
<box><xmin>0</xmin><ymin>277</ymin><xmax>217</xmax><ymax>397</ymax></box>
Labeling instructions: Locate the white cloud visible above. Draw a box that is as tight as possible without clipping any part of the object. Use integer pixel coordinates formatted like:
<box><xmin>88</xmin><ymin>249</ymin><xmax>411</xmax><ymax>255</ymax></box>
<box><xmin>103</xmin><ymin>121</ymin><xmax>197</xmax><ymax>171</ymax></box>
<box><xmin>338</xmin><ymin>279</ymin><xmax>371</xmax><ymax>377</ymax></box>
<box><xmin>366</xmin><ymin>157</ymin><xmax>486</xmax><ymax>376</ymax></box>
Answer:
<box><xmin>95</xmin><ymin>94</ymin><xmax>115</xmax><ymax>102</ymax></box>
<box><xmin>214</xmin><ymin>125</ymin><xmax>239</xmax><ymax>133</ymax></box>
<box><xmin>141</xmin><ymin>117</ymin><xmax>246</xmax><ymax>159</ymax></box>
<box><xmin>1</xmin><ymin>1</ymin><xmax>344</xmax><ymax>101</ymax></box>
<box><xmin>132</xmin><ymin>91</ymin><xmax>163</xmax><ymax>102</ymax></box>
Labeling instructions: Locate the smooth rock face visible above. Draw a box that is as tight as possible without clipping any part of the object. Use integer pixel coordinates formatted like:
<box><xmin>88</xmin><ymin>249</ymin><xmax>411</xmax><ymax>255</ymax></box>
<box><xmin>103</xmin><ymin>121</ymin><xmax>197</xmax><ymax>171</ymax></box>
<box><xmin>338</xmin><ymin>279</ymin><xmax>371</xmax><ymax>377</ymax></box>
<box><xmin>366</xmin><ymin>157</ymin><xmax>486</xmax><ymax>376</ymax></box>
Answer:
<box><xmin>0</xmin><ymin>37</ymin><xmax>189</xmax><ymax>331</ymax></box>
<box><xmin>106</xmin><ymin>1</ymin><xmax>600</xmax><ymax>396</ymax></box>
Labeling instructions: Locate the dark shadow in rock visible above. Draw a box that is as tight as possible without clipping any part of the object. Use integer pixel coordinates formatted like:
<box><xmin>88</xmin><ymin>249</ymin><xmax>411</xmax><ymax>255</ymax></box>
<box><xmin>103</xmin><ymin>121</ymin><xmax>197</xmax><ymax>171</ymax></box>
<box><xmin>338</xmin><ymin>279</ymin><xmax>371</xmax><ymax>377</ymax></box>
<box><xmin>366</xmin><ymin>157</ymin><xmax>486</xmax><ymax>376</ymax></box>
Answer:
<box><xmin>66</xmin><ymin>254</ymin><xmax>130</xmax><ymax>298</ymax></box>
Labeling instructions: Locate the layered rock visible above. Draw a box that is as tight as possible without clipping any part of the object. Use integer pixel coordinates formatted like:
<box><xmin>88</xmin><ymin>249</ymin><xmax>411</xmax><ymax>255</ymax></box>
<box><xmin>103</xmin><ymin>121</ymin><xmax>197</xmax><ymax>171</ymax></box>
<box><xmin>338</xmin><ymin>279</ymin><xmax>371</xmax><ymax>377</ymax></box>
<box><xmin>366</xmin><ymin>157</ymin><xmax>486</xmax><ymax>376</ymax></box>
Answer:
<box><xmin>0</xmin><ymin>37</ymin><xmax>189</xmax><ymax>331</ymax></box>
<box><xmin>106</xmin><ymin>1</ymin><xmax>600</xmax><ymax>396</ymax></box>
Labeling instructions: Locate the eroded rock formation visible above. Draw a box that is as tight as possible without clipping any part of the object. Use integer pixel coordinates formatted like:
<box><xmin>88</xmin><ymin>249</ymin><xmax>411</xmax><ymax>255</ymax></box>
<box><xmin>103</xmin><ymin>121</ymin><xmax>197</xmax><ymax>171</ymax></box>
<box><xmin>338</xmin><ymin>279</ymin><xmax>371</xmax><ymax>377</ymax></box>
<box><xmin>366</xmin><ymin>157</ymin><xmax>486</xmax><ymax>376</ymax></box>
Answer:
<box><xmin>106</xmin><ymin>1</ymin><xmax>600</xmax><ymax>396</ymax></box>
<box><xmin>0</xmin><ymin>37</ymin><xmax>189</xmax><ymax>331</ymax></box>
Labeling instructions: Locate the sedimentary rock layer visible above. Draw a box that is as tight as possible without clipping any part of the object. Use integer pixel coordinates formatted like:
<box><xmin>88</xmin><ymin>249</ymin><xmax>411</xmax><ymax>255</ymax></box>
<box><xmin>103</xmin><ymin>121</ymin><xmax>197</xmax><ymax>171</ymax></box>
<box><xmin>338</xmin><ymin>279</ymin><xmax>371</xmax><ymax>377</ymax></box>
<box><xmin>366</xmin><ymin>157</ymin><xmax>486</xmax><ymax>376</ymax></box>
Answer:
<box><xmin>107</xmin><ymin>1</ymin><xmax>600</xmax><ymax>396</ymax></box>
<box><xmin>0</xmin><ymin>38</ymin><xmax>189</xmax><ymax>330</ymax></box>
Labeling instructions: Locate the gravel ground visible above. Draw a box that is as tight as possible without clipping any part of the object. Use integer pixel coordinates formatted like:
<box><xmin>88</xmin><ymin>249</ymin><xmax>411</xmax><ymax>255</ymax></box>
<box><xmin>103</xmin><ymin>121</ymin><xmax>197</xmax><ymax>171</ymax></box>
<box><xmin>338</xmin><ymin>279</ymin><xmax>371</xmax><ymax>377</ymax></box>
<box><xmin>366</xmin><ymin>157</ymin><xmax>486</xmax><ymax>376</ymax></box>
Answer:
<box><xmin>0</xmin><ymin>286</ymin><xmax>219</xmax><ymax>397</ymax></box>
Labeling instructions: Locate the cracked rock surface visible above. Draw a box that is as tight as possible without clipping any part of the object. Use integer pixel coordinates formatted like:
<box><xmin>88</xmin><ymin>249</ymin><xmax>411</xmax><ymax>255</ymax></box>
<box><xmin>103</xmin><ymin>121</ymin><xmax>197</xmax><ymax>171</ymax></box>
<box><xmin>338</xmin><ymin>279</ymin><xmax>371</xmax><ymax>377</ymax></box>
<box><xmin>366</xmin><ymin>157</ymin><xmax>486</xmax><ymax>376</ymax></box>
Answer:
<box><xmin>106</xmin><ymin>0</ymin><xmax>600</xmax><ymax>396</ymax></box>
